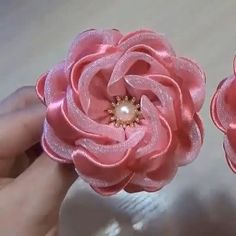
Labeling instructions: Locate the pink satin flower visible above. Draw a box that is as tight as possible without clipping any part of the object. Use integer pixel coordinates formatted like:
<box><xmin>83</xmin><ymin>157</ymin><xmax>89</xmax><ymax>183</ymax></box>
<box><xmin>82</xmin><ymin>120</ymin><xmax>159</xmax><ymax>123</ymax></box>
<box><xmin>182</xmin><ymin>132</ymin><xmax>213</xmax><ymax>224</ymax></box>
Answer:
<box><xmin>211</xmin><ymin>56</ymin><xmax>236</xmax><ymax>172</ymax></box>
<box><xmin>36</xmin><ymin>29</ymin><xmax>205</xmax><ymax>196</ymax></box>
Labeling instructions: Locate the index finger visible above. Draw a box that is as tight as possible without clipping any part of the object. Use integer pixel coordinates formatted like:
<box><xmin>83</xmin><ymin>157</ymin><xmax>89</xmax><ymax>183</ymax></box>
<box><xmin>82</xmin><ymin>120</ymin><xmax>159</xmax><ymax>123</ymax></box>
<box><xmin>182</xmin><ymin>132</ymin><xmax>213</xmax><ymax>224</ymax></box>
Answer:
<box><xmin>0</xmin><ymin>103</ymin><xmax>45</xmax><ymax>159</ymax></box>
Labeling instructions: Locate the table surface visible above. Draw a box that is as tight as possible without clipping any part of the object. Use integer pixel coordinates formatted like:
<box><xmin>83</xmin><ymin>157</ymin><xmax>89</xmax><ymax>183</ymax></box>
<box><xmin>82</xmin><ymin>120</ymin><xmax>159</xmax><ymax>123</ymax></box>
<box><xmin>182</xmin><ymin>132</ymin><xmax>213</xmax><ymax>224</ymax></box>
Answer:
<box><xmin>1</xmin><ymin>0</ymin><xmax>236</xmax><ymax>235</ymax></box>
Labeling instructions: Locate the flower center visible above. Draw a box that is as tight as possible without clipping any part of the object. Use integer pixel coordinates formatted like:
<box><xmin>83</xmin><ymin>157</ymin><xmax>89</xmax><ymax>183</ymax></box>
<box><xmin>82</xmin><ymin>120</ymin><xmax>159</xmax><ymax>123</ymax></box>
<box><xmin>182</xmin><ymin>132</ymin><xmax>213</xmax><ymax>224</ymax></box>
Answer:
<box><xmin>107</xmin><ymin>96</ymin><xmax>141</xmax><ymax>128</ymax></box>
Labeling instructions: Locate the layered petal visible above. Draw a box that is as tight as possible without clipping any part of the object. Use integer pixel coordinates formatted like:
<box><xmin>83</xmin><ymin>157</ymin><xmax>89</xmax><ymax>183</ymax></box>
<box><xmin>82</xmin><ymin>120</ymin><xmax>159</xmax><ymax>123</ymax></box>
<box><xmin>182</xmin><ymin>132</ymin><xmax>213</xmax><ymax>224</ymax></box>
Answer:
<box><xmin>91</xmin><ymin>173</ymin><xmax>134</xmax><ymax>196</ymax></box>
<box><xmin>66</xmin><ymin>88</ymin><xmax>125</xmax><ymax>142</ymax></box>
<box><xmin>107</xmin><ymin>51</ymin><xmax>170</xmax><ymax>96</ymax></box>
<box><xmin>76</xmin><ymin>128</ymin><xmax>145</xmax><ymax>164</ymax></box>
<box><xmin>119</xmin><ymin>30</ymin><xmax>176</xmax><ymax>58</ymax></box>
<box><xmin>46</xmin><ymin>99</ymin><xmax>105</xmax><ymax>143</ymax></box>
<box><xmin>76</xmin><ymin>53</ymin><xmax>121</xmax><ymax>114</ymax></box>
<box><xmin>42</xmin><ymin>121</ymin><xmax>75</xmax><ymax>163</ymax></box>
<box><xmin>125</xmin><ymin>75</ymin><xmax>177</xmax><ymax>128</ymax></box>
<box><xmin>73</xmin><ymin>148</ymin><xmax>133</xmax><ymax>189</ymax></box>
<box><xmin>44</xmin><ymin>62</ymin><xmax>68</xmax><ymax>105</ymax></box>
<box><xmin>168</xmin><ymin>57</ymin><xmax>206</xmax><ymax>111</ymax></box>
<box><xmin>211</xmin><ymin>76</ymin><xmax>236</xmax><ymax>132</ymax></box>
<box><xmin>36</xmin><ymin>72</ymin><xmax>47</xmax><ymax>103</ymax></box>
<box><xmin>125</xmin><ymin>159</ymin><xmax>177</xmax><ymax>193</ymax></box>
<box><xmin>136</xmin><ymin>96</ymin><xmax>172</xmax><ymax>159</ymax></box>
<box><xmin>224</xmin><ymin>129</ymin><xmax>236</xmax><ymax>173</ymax></box>
<box><xmin>66</xmin><ymin>29</ymin><xmax>122</xmax><ymax>74</ymax></box>
<box><xmin>174</xmin><ymin>114</ymin><xmax>203</xmax><ymax>166</ymax></box>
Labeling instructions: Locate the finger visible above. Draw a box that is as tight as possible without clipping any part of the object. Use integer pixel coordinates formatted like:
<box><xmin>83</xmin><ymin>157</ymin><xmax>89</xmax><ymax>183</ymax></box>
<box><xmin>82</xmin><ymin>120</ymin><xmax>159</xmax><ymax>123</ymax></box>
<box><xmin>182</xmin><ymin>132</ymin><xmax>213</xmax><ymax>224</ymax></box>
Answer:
<box><xmin>5</xmin><ymin>153</ymin><xmax>30</xmax><ymax>178</ymax></box>
<box><xmin>0</xmin><ymin>104</ymin><xmax>45</xmax><ymax>176</ymax></box>
<box><xmin>1</xmin><ymin>154</ymin><xmax>76</xmax><ymax>236</ymax></box>
<box><xmin>0</xmin><ymin>178</ymin><xmax>13</xmax><ymax>190</ymax></box>
<box><xmin>45</xmin><ymin>225</ymin><xmax>58</xmax><ymax>236</ymax></box>
<box><xmin>0</xmin><ymin>103</ymin><xmax>45</xmax><ymax>158</ymax></box>
<box><xmin>0</xmin><ymin>86</ymin><xmax>40</xmax><ymax>115</ymax></box>
<box><xmin>1</xmin><ymin>143</ymin><xmax>44</xmax><ymax>178</ymax></box>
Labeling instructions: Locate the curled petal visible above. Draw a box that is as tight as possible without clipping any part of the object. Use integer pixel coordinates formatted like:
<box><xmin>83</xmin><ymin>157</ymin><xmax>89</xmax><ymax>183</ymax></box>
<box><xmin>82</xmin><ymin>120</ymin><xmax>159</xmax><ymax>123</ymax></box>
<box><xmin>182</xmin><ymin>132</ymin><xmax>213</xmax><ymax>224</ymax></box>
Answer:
<box><xmin>91</xmin><ymin>173</ymin><xmax>134</xmax><ymax>196</ymax></box>
<box><xmin>168</xmin><ymin>57</ymin><xmax>206</xmax><ymax>111</ymax></box>
<box><xmin>66</xmin><ymin>29</ymin><xmax>122</xmax><ymax>74</ymax></box>
<box><xmin>125</xmin><ymin>75</ymin><xmax>176</xmax><ymax>128</ymax></box>
<box><xmin>226</xmin><ymin>123</ymin><xmax>236</xmax><ymax>155</ymax></box>
<box><xmin>66</xmin><ymin>88</ymin><xmax>125</xmax><ymax>142</ymax></box>
<box><xmin>125</xmin><ymin>175</ymin><xmax>162</xmax><ymax>193</ymax></box>
<box><xmin>77</xmin><ymin>53</ymin><xmax>121</xmax><ymax>114</ymax></box>
<box><xmin>107</xmin><ymin>51</ymin><xmax>169</xmax><ymax>96</ymax></box>
<box><xmin>146</xmin><ymin>159</ymin><xmax>177</xmax><ymax>188</ymax></box>
<box><xmin>44</xmin><ymin>62</ymin><xmax>68</xmax><ymax>105</ymax></box>
<box><xmin>70</xmin><ymin>47</ymin><xmax>120</xmax><ymax>97</ymax></box>
<box><xmin>76</xmin><ymin>128</ymin><xmax>146</xmax><ymax>164</ymax></box>
<box><xmin>46</xmin><ymin>99</ymin><xmax>105</xmax><ymax>143</ymax></box>
<box><xmin>211</xmin><ymin>76</ymin><xmax>236</xmax><ymax>132</ymax></box>
<box><xmin>149</xmin><ymin>74</ymin><xmax>195</xmax><ymax>128</ymax></box>
<box><xmin>42</xmin><ymin>121</ymin><xmax>75</xmax><ymax>163</ymax></box>
<box><xmin>36</xmin><ymin>72</ymin><xmax>47</xmax><ymax>103</ymax></box>
<box><xmin>118</xmin><ymin>29</ymin><xmax>154</xmax><ymax>43</ymax></box>
<box><xmin>174</xmin><ymin>114</ymin><xmax>203</xmax><ymax>166</ymax></box>
<box><xmin>224</xmin><ymin>128</ymin><xmax>236</xmax><ymax>173</ymax></box>
<box><xmin>119</xmin><ymin>30</ymin><xmax>175</xmax><ymax>57</ymax></box>
<box><xmin>72</xmin><ymin>148</ymin><xmax>133</xmax><ymax>188</ymax></box>
<box><xmin>234</xmin><ymin>56</ymin><xmax>236</xmax><ymax>75</ymax></box>
<box><xmin>136</xmin><ymin>96</ymin><xmax>172</xmax><ymax>159</ymax></box>
<box><xmin>126</xmin><ymin>159</ymin><xmax>177</xmax><ymax>192</ymax></box>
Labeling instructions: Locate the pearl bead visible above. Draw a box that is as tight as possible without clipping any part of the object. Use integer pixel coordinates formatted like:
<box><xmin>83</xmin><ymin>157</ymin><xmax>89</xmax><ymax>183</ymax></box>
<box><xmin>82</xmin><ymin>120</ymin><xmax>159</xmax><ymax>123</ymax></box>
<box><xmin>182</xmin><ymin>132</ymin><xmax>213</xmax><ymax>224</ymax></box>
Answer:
<box><xmin>107</xmin><ymin>96</ymin><xmax>141</xmax><ymax>127</ymax></box>
<box><xmin>115</xmin><ymin>102</ymin><xmax>136</xmax><ymax>122</ymax></box>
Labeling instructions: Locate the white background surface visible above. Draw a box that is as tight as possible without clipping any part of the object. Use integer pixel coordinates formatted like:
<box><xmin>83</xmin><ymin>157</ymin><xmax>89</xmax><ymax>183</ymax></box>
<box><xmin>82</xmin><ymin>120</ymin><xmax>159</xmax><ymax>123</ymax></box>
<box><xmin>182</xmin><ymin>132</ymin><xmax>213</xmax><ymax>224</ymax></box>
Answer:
<box><xmin>1</xmin><ymin>0</ymin><xmax>236</xmax><ymax>235</ymax></box>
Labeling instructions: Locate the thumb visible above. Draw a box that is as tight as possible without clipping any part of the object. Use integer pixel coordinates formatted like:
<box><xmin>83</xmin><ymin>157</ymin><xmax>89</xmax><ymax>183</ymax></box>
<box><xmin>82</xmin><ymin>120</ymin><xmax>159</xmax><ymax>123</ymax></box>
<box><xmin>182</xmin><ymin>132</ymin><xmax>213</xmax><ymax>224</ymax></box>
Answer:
<box><xmin>1</xmin><ymin>154</ymin><xmax>77</xmax><ymax>236</ymax></box>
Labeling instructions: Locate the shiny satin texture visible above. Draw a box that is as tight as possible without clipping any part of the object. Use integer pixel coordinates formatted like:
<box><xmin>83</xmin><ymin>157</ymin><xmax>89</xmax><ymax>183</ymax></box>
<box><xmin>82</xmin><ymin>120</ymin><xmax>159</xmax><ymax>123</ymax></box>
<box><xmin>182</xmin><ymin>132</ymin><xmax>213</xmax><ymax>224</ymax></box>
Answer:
<box><xmin>211</xmin><ymin>56</ymin><xmax>236</xmax><ymax>172</ymax></box>
<box><xmin>36</xmin><ymin>29</ymin><xmax>206</xmax><ymax>196</ymax></box>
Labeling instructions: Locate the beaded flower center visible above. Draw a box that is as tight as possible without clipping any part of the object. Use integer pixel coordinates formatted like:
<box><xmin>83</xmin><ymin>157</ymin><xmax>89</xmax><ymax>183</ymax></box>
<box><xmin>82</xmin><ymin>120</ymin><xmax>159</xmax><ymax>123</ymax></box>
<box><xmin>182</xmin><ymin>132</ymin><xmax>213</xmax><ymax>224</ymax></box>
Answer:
<box><xmin>107</xmin><ymin>96</ymin><xmax>141</xmax><ymax>128</ymax></box>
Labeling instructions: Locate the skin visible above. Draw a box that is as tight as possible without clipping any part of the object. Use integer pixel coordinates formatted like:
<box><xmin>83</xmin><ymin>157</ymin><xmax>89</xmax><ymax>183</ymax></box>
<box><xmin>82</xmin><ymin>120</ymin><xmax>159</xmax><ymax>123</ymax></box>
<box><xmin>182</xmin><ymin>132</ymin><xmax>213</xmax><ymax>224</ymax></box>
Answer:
<box><xmin>0</xmin><ymin>86</ymin><xmax>77</xmax><ymax>236</ymax></box>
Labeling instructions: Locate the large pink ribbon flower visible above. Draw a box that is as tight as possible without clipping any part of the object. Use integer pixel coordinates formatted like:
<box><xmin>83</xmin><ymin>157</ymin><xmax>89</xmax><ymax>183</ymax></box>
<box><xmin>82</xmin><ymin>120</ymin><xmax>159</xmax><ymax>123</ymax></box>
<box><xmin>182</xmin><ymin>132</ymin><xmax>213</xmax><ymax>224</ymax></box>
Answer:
<box><xmin>211</xmin><ymin>56</ymin><xmax>236</xmax><ymax>172</ymax></box>
<box><xmin>36</xmin><ymin>29</ymin><xmax>205</xmax><ymax>195</ymax></box>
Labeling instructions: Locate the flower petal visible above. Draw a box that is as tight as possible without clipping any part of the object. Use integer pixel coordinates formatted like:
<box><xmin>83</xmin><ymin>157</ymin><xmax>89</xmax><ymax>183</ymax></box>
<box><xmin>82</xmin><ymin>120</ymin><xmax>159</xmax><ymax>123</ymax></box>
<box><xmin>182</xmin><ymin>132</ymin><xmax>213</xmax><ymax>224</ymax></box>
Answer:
<box><xmin>44</xmin><ymin>62</ymin><xmax>68</xmax><ymax>105</ymax></box>
<box><xmin>91</xmin><ymin>173</ymin><xmax>134</xmax><ymax>196</ymax></box>
<box><xmin>146</xmin><ymin>158</ymin><xmax>177</xmax><ymax>187</ymax></box>
<box><xmin>76</xmin><ymin>128</ymin><xmax>146</xmax><ymax>164</ymax></box>
<box><xmin>77</xmin><ymin>53</ymin><xmax>121</xmax><ymax>114</ymax></box>
<box><xmin>66</xmin><ymin>88</ymin><xmax>125</xmax><ymax>142</ymax></box>
<box><xmin>36</xmin><ymin>72</ymin><xmax>47</xmax><ymax>103</ymax></box>
<box><xmin>107</xmin><ymin>51</ymin><xmax>170</xmax><ymax>96</ymax></box>
<box><xmin>225</xmin><ymin>123</ymin><xmax>236</xmax><ymax>155</ymax></box>
<box><xmin>66</xmin><ymin>29</ymin><xmax>122</xmax><ymax>74</ymax></box>
<box><xmin>211</xmin><ymin>76</ymin><xmax>236</xmax><ymax>132</ymax></box>
<box><xmin>125</xmin><ymin>75</ymin><xmax>176</xmax><ymax>128</ymax></box>
<box><xmin>119</xmin><ymin>30</ymin><xmax>175</xmax><ymax>57</ymax></box>
<box><xmin>224</xmin><ymin>128</ymin><xmax>236</xmax><ymax>173</ymax></box>
<box><xmin>72</xmin><ymin>148</ymin><xmax>132</xmax><ymax>188</ymax></box>
<box><xmin>234</xmin><ymin>56</ymin><xmax>236</xmax><ymax>76</ymax></box>
<box><xmin>174</xmin><ymin>114</ymin><xmax>203</xmax><ymax>166</ymax></box>
<box><xmin>46</xmin><ymin>99</ymin><xmax>105</xmax><ymax>143</ymax></box>
<box><xmin>168</xmin><ymin>57</ymin><xmax>206</xmax><ymax>111</ymax></box>
<box><xmin>42</xmin><ymin>120</ymin><xmax>75</xmax><ymax>163</ymax></box>
<box><xmin>135</xmin><ymin>96</ymin><xmax>172</xmax><ymax>159</ymax></box>
<box><xmin>126</xmin><ymin>159</ymin><xmax>177</xmax><ymax>192</ymax></box>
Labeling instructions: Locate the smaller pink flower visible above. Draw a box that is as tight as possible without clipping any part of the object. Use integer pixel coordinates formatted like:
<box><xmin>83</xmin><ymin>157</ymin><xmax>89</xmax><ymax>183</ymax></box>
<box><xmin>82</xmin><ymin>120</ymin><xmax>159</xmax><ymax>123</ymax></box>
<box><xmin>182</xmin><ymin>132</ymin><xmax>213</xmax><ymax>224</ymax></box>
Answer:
<box><xmin>211</xmin><ymin>56</ymin><xmax>236</xmax><ymax>172</ymax></box>
<box><xmin>37</xmin><ymin>29</ymin><xmax>205</xmax><ymax>195</ymax></box>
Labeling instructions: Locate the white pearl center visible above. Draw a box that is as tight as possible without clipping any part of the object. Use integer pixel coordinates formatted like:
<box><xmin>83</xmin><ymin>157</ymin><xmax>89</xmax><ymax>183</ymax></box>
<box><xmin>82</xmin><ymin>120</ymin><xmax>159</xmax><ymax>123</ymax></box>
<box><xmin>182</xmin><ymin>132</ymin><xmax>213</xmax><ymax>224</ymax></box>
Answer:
<box><xmin>115</xmin><ymin>102</ymin><xmax>136</xmax><ymax>122</ymax></box>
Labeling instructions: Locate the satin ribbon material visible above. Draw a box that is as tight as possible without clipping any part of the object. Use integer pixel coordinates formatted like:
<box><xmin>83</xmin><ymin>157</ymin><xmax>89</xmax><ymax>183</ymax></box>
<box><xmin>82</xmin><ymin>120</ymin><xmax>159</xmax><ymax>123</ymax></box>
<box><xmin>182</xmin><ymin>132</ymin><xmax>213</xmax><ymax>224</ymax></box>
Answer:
<box><xmin>37</xmin><ymin>29</ymin><xmax>205</xmax><ymax>195</ymax></box>
<box><xmin>211</xmin><ymin>56</ymin><xmax>236</xmax><ymax>172</ymax></box>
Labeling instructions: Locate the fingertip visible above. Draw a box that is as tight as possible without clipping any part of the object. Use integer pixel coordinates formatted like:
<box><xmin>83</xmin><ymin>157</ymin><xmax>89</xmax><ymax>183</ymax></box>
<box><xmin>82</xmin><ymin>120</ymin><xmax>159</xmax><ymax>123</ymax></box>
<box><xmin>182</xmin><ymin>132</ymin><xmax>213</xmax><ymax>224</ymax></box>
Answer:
<box><xmin>0</xmin><ymin>86</ymin><xmax>41</xmax><ymax>115</ymax></box>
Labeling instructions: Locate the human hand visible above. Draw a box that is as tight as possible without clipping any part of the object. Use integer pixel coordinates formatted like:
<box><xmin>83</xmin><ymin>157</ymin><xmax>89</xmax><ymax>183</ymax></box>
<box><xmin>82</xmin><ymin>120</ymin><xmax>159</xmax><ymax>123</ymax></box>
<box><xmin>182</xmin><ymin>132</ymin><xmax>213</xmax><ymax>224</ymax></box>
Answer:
<box><xmin>0</xmin><ymin>87</ymin><xmax>76</xmax><ymax>236</ymax></box>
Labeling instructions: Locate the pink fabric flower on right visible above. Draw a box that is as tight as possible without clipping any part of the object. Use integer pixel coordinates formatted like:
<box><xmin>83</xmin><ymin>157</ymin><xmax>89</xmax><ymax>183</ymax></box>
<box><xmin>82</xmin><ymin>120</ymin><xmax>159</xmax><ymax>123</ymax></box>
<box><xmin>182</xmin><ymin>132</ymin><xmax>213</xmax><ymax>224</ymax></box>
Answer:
<box><xmin>211</xmin><ymin>56</ymin><xmax>236</xmax><ymax>172</ymax></box>
<box><xmin>37</xmin><ymin>29</ymin><xmax>206</xmax><ymax>195</ymax></box>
